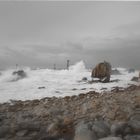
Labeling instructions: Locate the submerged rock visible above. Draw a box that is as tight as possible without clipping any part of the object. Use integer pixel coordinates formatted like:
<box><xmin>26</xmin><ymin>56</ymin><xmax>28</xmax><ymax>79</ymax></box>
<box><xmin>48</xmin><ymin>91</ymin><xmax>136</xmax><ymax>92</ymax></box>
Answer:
<box><xmin>12</xmin><ymin>70</ymin><xmax>27</xmax><ymax>81</ymax></box>
<box><xmin>74</xmin><ymin>122</ymin><xmax>97</xmax><ymax>140</ymax></box>
<box><xmin>82</xmin><ymin>77</ymin><xmax>88</xmax><ymax>81</ymax></box>
<box><xmin>111</xmin><ymin>69</ymin><xmax>121</xmax><ymax>75</ymax></box>
<box><xmin>128</xmin><ymin>69</ymin><xmax>135</xmax><ymax>73</ymax></box>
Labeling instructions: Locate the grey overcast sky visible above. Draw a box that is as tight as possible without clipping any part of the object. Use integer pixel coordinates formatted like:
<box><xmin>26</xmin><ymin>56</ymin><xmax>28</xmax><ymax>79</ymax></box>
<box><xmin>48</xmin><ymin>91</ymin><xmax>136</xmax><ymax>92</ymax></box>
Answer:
<box><xmin>0</xmin><ymin>1</ymin><xmax>140</xmax><ymax>69</ymax></box>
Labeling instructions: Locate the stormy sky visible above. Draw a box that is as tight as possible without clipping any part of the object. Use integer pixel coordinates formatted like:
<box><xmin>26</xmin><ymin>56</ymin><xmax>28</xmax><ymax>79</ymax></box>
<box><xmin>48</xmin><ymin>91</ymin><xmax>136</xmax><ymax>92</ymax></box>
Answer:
<box><xmin>0</xmin><ymin>1</ymin><xmax>140</xmax><ymax>69</ymax></box>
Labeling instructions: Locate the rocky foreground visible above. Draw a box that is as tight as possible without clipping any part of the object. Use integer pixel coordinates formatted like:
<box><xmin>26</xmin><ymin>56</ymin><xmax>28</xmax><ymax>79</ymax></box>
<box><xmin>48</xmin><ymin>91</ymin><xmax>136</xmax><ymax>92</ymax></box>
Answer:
<box><xmin>0</xmin><ymin>85</ymin><xmax>140</xmax><ymax>140</ymax></box>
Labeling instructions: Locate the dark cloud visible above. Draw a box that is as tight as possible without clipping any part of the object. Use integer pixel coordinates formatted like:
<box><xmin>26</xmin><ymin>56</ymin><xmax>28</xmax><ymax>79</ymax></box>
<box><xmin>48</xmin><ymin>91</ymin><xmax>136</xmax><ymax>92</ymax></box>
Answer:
<box><xmin>0</xmin><ymin>1</ymin><xmax>140</xmax><ymax>69</ymax></box>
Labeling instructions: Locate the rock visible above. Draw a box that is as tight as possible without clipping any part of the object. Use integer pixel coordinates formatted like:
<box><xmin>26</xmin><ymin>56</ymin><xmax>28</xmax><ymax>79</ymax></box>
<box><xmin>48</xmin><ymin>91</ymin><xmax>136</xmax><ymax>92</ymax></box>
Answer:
<box><xmin>47</xmin><ymin>117</ymin><xmax>74</xmax><ymax>139</ymax></box>
<box><xmin>72</xmin><ymin>88</ymin><xmax>77</xmax><ymax>91</ymax></box>
<box><xmin>74</xmin><ymin>122</ymin><xmax>97</xmax><ymax>140</ymax></box>
<box><xmin>82</xmin><ymin>77</ymin><xmax>88</xmax><ymax>81</ymax></box>
<box><xmin>130</xmin><ymin>107</ymin><xmax>140</xmax><ymax>121</ymax></box>
<box><xmin>81</xmin><ymin>88</ymin><xmax>86</xmax><ymax>90</ymax></box>
<box><xmin>128</xmin><ymin>69</ymin><xmax>135</xmax><ymax>73</ymax></box>
<box><xmin>111</xmin><ymin>122</ymin><xmax>132</xmax><ymax>136</ymax></box>
<box><xmin>128</xmin><ymin>120</ymin><xmax>140</xmax><ymax>134</ymax></box>
<box><xmin>92</xmin><ymin>120</ymin><xmax>110</xmax><ymax>138</ymax></box>
<box><xmin>0</xmin><ymin>126</ymin><xmax>10</xmax><ymax>138</ymax></box>
<box><xmin>38</xmin><ymin>87</ymin><xmax>46</xmax><ymax>89</ymax></box>
<box><xmin>99</xmin><ymin>137</ymin><xmax>123</xmax><ymax>140</ymax></box>
<box><xmin>12</xmin><ymin>136</ymin><xmax>32</xmax><ymax>140</ymax></box>
<box><xmin>16</xmin><ymin>130</ymin><xmax>28</xmax><ymax>137</ymax></box>
<box><xmin>17</xmin><ymin>121</ymin><xmax>41</xmax><ymax>131</ymax></box>
<box><xmin>12</xmin><ymin>70</ymin><xmax>27</xmax><ymax>81</ymax></box>
<box><xmin>124</xmin><ymin>135</ymin><xmax>140</xmax><ymax>140</ymax></box>
<box><xmin>131</xmin><ymin>77</ymin><xmax>139</xmax><ymax>82</ymax></box>
<box><xmin>91</xmin><ymin>61</ymin><xmax>111</xmax><ymax>83</ymax></box>
<box><xmin>111</xmin><ymin>69</ymin><xmax>121</xmax><ymax>75</ymax></box>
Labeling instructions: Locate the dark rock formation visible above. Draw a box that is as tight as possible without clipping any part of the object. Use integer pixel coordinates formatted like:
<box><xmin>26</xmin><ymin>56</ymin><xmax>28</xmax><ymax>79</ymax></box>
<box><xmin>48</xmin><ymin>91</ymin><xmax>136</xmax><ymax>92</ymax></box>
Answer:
<box><xmin>128</xmin><ymin>69</ymin><xmax>135</xmax><ymax>73</ymax></box>
<box><xmin>12</xmin><ymin>70</ymin><xmax>27</xmax><ymax>81</ymax></box>
<box><xmin>91</xmin><ymin>61</ymin><xmax>111</xmax><ymax>83</ymax></box>
<box><xmin>131</xmin><ymin>77</ymin><xmax>139</xmax><ymax>82</ymax></box>
<box><xmin>111</xmin><ymin>69</ymin><xmax>121</xmax><ymax>75</ymax></box>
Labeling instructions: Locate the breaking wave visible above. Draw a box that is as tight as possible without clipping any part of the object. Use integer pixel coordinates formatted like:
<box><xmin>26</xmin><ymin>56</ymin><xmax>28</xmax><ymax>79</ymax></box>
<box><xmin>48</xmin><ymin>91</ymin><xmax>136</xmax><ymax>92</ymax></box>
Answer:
<box><xmin>0</xmin><ymin>61</ymin><xmax>139</xmax><ymax>103</ymax></box>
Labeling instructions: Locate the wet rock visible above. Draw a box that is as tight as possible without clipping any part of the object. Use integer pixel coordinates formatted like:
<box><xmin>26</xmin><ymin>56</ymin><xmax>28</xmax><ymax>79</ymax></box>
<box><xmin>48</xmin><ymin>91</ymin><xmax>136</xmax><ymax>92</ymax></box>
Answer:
<box><xmin>130</xmin><ymin>107</ymin><xmax>140</xmax><ymax>121</ymax></box>
<box><xmin>111</xmin><ymin>69</ymin><xmax>121</xmax><ymax>75</ymax></box>
<box><xmin>12</xmin><ymin>70</ymin><xmax>27</xmax><ymax>81</ymax></box>
<box><xmin>74</xmin><ymin>122</ymin><xmax>97</xmax><ymax>140</ymax></box>
<box><xmin>128</xmin><ymin>120</ymin><xmax>140</xmax><ymax>134</ymax></box>
<box><xmin>99</xmin><ymin>137</ymin><xmax>123</xmax><ymax>140</ymax></box>
<box><xmin>12</xmin><ymin>136</ymin><xmax>32</xmax><ymax>140</ymax></box>
<box><xmin>38</xmin><ymin>87</ymin><xmax>46</xmax><ymax>89</ymax></box>
<box><xmin>128</xmin><ymin>69</ymin><xmax>135</xmax><ymax>73</ymax></box>
<box><xmin>91</xmin><ymin>61</ymin><xmax>111</xmax><ymax>83</ymax></box>
<box><xmin>17</xmin><ymin>121</ymin><xmax>41</xmax><ymax>131</ymax></box>
<box><xmin>131</xmin><ymin>77</ymin><xmax>139</xmax><ymax>82</ymax></box>
<box><xmin>82</xmin><ymin>77</ymin><xmax>88</xmax><ymax>81</ymax></box>
<box><xmin>81</xmin><ymin>88</ymin><xmax>86</xmax><ymax>90</ymax></box>
<box><xmin>47</xmin><ymin>117</ymin><xmax>74</xmax><ymax>139</ymax></box>
<box><xmin>0</xmin><ymin>126</ymin><xmax>10</xmax><ymax>138</ymax></box>
<box><xmin>16</xmin><ymin>130</ymin><xmax>28</xmax><ymax>137</ymax></box>
<box><xmin>124</xmin><ymin>135</ymin><xmax>140</xmax><ymax>140</ymax></box>
<box><xmin>92</xmin><ymin>120</ymin><xmax>110</xmax><ymax>138</ymax></box>
<box><xmin>72</xmin><ymin>88</ymin><xmax>77</xmax><ymax>91</ymax></box>
<box><xmin>111</xmin><ymin>122</ymin><xmax>132</xmax><ymax>136</ymax></box>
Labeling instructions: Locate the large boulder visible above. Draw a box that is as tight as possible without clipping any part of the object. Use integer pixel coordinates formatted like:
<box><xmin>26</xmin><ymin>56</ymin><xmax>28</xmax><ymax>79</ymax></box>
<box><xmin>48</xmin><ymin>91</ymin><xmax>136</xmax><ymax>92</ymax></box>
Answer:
<box><xmin>92</xmin><ymin>120</ymin><xmax>110</xmax><ymax>138</ymax></box>
<box><xmin>74</xmin><ymin>122</ymin><xmax>97</xmax><ymax>140</ymax></box>
<box><xmin>91</xmin><ymin>61</ymin><xmax>111</xmax><ymax>83</ymax></box>
<box><xmin>111</xmin><ymin>122</ymin><xmax>133</xmax><ymax>137</ymax></box>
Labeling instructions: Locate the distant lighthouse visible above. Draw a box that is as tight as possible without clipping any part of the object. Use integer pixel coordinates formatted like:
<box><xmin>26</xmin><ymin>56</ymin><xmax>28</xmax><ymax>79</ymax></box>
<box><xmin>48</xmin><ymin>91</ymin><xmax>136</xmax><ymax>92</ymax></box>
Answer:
<box><xmin>67</xmin><ymin>60</ymin><xmax>70</xmax><ymax>70</ymax></box>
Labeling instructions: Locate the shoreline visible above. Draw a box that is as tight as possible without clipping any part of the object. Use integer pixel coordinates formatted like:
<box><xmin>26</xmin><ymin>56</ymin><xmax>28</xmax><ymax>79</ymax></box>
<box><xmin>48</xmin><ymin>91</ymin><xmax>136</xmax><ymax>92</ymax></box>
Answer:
<box><xmin>0</xmin><ymin>84</ymin><xmax>139</xmax><ymax>139</ymax></box>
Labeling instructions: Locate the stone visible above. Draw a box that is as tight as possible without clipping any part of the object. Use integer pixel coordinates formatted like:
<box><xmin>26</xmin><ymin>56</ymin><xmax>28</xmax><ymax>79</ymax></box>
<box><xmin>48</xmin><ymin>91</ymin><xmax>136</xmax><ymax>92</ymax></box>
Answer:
<box><xmin>47</xmin><ymin>117</ymin><xmax>74</xmax><ymax>139</ymax></box>
<box><xmin>74</xmin><ymin>122</ymin><xmax>97</xmax><ymax>140</ymax></box>
<box><xmin>99</xmin><ymin>137</ymin><xmax>123</xmax><ymax>140</ymax></box>
<box><xmin>131</xmin><ymin>77</ymin><xmax>139</xmax><ymax>82</ymax></box>
<box><xmin>82</xmin><ymin>77</ymin><xmax>88</xmax><ymax>81</ymax></box>
<box><xmin>111</xmin><ymin>122</ymin><xmax>132</xmax><ymax>136</ymax></box>
<box><xmin>0</xmin><ymin>126</ymin><xmax>10</xmax><ymax>138</ymax></box>
<box><xmin>16</xmin><ymin>130</ymin><xmax>28</xmax><ymax>137</ymax></box>
<box><xmin>17</xmin><ymin>121</ymin><xmax>41</xmax><ymax>131</ymax></box>
<box><xmin>128</xmin><ymin>120</ymin><xmax>140</xmax><ymax>134</ymax></box>
<box><xmin>12</xmin><ymin>70</ymin><xmax>27</xmax><ymax>81</ymax></box>
<box><xmin>38</xmin><ymin>86</ymin><xmax>46</xmax><ymax>89</ymax></box>
<box><xmin>124</xmin><ymin>135</ymin><xmax>140</xmax><ymax>140</ymax></box>
<box><xmin>92</xmin><ymin>120</ymin><xmax>110</xmax><ymax>138</ymax></box>
<box><xmin>128</xmin><ymin>69</ymin><xmax>135</xmax><ymax>73</ymax></box>
<box><xmin>111</xmin><ymin>69</ymin><xmax>121</xmax><ymax>75</ymax></box>
<box><xmin>91</xmin><ymin>61</ymin><xmax>111</xmax><ymax>83</ymax></box>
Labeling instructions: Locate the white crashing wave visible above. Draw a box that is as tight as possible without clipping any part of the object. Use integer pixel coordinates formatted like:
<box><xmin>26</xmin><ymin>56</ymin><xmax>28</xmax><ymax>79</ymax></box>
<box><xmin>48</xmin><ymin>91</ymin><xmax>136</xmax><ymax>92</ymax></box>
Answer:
<box><xmin>0</xmin><ymin>61</ymin><xmax>139</xmax><ymax>103</ymax></box>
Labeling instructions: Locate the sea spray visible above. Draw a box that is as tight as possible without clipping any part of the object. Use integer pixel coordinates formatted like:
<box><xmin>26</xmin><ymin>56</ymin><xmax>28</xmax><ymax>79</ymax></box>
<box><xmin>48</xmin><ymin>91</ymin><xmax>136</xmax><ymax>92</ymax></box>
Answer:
<box><xmin>0</xmin><ymin>61</ymin><xmax>139</xmax><ymax>103</ymax></box>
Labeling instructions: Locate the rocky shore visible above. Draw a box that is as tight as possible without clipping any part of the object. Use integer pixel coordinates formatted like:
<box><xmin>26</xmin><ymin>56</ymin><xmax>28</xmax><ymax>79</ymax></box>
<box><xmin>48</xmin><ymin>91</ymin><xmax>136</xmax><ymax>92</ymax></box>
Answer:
<box><xmin>0</xmin><ymin>85</ymin><xmax>140</xmax><ymax>140</ymax></box>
